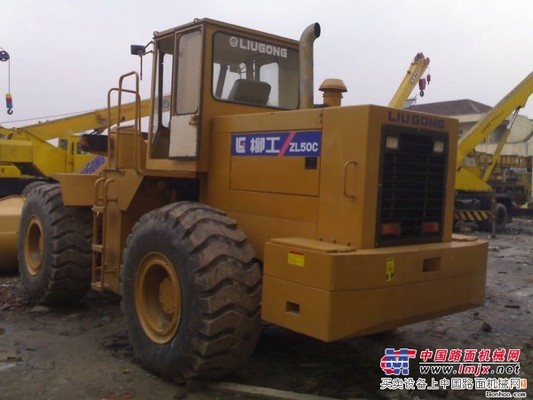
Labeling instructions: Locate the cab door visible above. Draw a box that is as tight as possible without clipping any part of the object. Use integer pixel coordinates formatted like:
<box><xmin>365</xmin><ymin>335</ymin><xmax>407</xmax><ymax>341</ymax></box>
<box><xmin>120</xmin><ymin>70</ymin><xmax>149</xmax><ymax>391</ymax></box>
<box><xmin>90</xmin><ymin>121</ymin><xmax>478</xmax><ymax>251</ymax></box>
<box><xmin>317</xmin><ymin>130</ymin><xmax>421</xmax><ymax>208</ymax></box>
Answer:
<box><xmin>169</xmin><ymin>29</ymin><xmax>203</xmax><ymax>159</ymax></box>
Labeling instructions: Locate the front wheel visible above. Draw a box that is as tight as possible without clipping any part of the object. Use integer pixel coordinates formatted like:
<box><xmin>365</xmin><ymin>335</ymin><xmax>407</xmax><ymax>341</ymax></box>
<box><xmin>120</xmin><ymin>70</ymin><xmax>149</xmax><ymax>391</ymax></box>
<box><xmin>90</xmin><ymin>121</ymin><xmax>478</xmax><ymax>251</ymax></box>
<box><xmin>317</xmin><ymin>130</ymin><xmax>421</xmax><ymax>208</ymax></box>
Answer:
<box><xmin>121</xmin><ymin>202</ymin><xmax>262</xmax><ymax>382</ymax></box>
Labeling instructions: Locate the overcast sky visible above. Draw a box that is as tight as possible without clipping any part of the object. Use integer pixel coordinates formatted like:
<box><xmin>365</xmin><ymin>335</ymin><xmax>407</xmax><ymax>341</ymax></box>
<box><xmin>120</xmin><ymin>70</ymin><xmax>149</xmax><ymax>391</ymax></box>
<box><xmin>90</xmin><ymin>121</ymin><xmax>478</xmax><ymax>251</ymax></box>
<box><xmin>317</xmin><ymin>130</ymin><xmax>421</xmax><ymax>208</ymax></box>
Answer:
<box><xmin>1</xmin><ymin>0</ymin><xmax>532</xmax><ymax>128</ymax></box>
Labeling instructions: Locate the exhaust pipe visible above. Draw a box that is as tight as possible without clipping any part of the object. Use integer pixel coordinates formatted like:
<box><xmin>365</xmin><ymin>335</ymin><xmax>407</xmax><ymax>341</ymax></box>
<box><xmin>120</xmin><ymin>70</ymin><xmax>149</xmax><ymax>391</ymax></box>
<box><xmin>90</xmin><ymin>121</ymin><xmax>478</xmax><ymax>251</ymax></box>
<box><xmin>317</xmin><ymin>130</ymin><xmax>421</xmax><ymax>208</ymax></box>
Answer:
<box><xmin>299</xmin><ymin>23</ymin><xmax>321</xmax><ymax>109</ymax></box>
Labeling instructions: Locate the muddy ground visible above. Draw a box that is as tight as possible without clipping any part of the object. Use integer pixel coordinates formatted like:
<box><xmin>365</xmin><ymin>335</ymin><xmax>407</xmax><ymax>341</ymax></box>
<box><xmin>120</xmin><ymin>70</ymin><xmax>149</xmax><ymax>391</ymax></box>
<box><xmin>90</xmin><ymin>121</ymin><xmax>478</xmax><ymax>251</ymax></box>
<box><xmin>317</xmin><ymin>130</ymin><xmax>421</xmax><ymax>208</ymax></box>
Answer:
<box><xmin>0</xmin><ymin>221</ymin><xmax>532</xmax><ymax>400</ymax></box>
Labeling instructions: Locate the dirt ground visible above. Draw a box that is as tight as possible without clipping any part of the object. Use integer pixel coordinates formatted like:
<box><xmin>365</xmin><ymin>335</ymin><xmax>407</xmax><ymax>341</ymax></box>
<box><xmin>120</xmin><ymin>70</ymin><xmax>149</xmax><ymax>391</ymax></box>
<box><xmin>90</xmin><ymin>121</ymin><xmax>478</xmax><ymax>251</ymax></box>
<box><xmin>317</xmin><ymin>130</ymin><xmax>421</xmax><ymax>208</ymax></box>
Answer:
<box><xmin>0</xmin><ymin>221</ymin><xmax>532</xmax><ymax>400</ymax></box>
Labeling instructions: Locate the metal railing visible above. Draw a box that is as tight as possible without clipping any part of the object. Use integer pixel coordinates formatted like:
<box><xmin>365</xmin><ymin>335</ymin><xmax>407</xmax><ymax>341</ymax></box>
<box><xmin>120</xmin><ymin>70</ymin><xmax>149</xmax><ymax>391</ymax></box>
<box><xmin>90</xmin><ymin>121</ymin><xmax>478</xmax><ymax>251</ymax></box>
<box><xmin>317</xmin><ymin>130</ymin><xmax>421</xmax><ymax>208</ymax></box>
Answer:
<box><xmin>107</xmin><ymin>71</ymin><xmax>142</xmax><ymax>172</ymax></box>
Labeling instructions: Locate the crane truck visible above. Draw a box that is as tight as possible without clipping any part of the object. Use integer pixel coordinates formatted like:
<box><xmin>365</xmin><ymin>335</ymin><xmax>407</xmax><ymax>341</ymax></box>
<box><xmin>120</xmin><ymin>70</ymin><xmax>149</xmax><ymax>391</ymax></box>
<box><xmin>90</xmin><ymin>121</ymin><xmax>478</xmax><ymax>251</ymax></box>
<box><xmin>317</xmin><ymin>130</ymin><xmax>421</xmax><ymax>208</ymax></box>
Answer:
<box><xmin>0</xmin><ymin>99</ymin><xmax>153</xmax><ymax>197</ymax></box>
<box><xmin>0</xmin><ymin>99</ymin><xmax>163</xmax><ymax>271</ymax></box>
<box><xmin>454</xmin><ymin>69</ymin><xmax>533</xmax><ymax>230</ymax></box>
<box><xmin>16</xmin><ymin>19</ymin><xmax>488</xmax><ymax>383</ymax></box>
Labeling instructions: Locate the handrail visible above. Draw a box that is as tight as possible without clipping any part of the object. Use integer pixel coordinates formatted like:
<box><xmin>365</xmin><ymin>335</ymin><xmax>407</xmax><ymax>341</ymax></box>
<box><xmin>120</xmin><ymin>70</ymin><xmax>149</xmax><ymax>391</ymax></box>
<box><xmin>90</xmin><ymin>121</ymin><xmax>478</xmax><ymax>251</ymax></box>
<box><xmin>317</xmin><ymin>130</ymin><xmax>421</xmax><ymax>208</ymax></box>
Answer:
<box><xmin>107</xmin><ymin>71</ymin><xmax>142</xmax><ymax>171</ymax></box>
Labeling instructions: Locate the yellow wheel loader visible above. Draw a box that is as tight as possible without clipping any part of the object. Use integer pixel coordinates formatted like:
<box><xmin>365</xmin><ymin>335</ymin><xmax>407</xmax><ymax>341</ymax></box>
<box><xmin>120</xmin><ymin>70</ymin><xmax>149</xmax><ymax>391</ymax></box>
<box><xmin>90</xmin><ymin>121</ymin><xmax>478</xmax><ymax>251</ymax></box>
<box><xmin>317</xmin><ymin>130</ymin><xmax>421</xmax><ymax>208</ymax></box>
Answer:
<box><xmin>16</xmin><ymin>19</ymin><xmax>488</xmax><ymax>383</ymax></box>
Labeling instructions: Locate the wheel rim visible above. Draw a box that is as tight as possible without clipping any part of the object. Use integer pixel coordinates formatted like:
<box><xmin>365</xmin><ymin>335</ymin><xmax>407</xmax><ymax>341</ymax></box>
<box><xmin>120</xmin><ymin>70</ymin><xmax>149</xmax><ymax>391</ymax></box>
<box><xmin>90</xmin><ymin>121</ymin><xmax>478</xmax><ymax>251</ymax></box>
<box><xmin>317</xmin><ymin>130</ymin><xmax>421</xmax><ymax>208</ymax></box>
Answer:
<box><xmin>25</xmin><ymin>216</ymin><xmax>44</xmax><ymax>276</ymax></box>
<box><xmin>135</xmin><ymin>252</ymin><xmax>181</xmax><ymax>344</ymax></box>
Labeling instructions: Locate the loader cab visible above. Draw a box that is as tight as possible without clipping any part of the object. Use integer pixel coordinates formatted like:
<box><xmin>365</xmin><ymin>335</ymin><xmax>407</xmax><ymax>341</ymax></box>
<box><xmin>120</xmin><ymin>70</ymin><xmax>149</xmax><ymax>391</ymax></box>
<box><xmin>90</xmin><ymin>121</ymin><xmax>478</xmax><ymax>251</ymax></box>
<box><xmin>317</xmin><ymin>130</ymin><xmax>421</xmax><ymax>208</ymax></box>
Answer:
<box><xmin>146</xmin><ymin>19</ymin><xmax>300</xmax><ymax>173</ymax></box>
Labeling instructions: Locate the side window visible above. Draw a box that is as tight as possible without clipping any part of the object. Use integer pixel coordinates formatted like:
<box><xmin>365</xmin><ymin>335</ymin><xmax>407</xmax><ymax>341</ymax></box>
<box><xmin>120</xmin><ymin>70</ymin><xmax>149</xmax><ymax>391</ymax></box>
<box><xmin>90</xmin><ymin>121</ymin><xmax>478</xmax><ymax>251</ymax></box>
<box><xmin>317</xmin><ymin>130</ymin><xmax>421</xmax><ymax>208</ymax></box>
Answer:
<box><xmin>160</xmin><ymin>53</ymin><xmax>173</xmax><ymax>127</ymax></box>
<box><xmin>152</xmin><ymin>38</ymin><xmax>173</xmax><ymax>132</ymax></box>
<box><xmin>176</xmin><ymin>30</ymin><xmax>202</xmax><ymax>114</ymax></box>
<box><xmin>212</xmin><ymin>32</ymin><xmax>299</xmax><ymax>109</ymax></box>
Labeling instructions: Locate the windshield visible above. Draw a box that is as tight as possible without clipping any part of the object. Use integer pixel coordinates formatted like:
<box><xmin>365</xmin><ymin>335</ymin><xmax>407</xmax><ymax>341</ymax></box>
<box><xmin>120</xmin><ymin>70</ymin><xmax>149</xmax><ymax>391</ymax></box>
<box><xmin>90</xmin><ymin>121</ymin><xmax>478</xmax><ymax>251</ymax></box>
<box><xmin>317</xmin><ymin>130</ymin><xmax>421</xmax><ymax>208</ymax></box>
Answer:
<box><xmin>212</xmin><ymin>32</ymin><xmax>299</xmax><ymax>109</ymax></box>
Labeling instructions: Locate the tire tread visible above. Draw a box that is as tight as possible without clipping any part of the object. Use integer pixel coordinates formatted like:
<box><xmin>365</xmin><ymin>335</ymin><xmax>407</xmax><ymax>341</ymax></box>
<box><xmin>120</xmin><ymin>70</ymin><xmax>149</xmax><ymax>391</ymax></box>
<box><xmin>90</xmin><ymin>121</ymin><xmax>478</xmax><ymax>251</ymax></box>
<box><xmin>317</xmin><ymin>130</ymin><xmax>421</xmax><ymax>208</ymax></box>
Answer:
<box><xmin>122</xmin><ymin>201</ymin><xmax>261</xmax><ymax>381</ymax></box>
<box><xmin>18</xmin><ymin>184</ymin><xmax>92</xmax><ymax>305</ymax></box>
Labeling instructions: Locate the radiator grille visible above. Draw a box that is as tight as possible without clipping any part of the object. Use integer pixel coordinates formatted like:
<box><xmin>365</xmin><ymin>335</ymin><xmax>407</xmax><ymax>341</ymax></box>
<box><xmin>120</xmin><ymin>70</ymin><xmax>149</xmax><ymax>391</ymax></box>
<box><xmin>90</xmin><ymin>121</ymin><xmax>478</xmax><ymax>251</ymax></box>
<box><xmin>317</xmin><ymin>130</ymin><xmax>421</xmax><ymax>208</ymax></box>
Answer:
<box><xmin>376</xmin><ymin>125</ymin><xmax>448</xmax><ymax>246</ymax></box>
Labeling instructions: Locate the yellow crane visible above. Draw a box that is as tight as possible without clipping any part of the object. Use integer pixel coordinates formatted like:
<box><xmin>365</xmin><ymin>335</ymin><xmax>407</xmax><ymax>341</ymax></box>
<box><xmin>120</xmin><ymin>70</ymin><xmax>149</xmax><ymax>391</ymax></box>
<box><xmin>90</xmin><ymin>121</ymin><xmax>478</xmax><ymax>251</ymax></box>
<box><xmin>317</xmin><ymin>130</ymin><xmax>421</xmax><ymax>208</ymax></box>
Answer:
<box><xmin>0</xmin><ymin>98</ymin><xmax>154</xmax><ymax>197</ymax></box>
<box><xmin>454</xmin><ymin>70</ymin><xmax>533</xmax><ymax>230</ymax></box>
<box><xmin>0</xmin><ymin>46</ymin><xmax>13</xmax><ymax>114</ymax></box>
<box><xmin>388</xmin><ymin>52</ymin><xmax>430</xmax><ymax>108</ymax></box>
<box><xmin>0</xmin><ymin>98</ymin><xmax>154</xmax><ymax>270</ymax></box>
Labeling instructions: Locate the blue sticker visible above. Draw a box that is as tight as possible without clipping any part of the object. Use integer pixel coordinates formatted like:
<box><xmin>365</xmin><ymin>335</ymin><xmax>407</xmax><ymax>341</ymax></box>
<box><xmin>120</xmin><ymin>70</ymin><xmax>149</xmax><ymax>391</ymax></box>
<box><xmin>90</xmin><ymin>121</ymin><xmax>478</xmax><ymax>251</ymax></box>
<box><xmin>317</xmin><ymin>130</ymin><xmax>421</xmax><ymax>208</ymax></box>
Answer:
<box><xmin>79</xmin><ymin>155</ymin><xmax>106</xmax><ymax>174</ymax></box>
<box><xmin>232</xmin><ymin>130</ymin><xmax>321</xmax><ymax>157</ymax></box>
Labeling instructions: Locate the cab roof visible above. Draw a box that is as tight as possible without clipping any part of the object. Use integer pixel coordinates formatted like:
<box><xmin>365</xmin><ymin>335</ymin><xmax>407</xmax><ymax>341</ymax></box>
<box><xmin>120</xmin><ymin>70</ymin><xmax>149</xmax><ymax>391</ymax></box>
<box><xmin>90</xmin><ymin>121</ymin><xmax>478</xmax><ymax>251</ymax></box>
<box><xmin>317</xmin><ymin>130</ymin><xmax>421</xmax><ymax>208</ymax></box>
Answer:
<box><xmin>152</xmin><ymin>18</ymin><xmax>299</xmax><ymax>47</ymax></box>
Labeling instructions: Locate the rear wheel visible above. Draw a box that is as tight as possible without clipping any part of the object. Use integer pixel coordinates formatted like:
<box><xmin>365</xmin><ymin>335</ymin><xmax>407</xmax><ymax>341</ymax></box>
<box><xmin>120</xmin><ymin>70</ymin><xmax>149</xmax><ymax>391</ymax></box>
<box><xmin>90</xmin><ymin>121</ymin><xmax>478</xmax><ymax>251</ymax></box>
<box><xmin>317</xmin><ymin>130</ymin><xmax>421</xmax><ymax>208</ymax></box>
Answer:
<box><xmin>21</xmin><ymin>180</ymin><xmax>50</xmax><ymax>197</ymax></box>
<box><xmin>480</xmin><ymin>202</ymin><xmax>509</xmax><ymax>232</ymax></box>
<box><xmin>121</xmin><ymin>202</ymin><xmax>262</xmax><ymax>382</ymax></box>
<box><xmin>494</xmin><ymin>202</ymin><xmax>508</xmax><ymax>231</ymax></box>
<box><xmin>17</xmin><ymin>184</ymin><xmax>92</xmax><ymax>305</ymax></box>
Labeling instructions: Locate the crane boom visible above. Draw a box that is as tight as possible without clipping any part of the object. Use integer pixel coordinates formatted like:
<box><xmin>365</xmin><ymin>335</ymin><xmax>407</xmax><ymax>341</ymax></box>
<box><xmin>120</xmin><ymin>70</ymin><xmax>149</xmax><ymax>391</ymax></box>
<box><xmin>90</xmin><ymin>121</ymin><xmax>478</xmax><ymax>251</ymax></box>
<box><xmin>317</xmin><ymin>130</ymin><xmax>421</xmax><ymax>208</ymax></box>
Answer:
<box><xmin>0</xmin><ymin>98</ymin><xmax>152</xmax><ymax>143</ymax></box>
<box><xmin>0</xmin><ymin>96</ymin><xmax>170</xmax><ymax>193</ymax></box>
<box><xmin>479</xmin><ymin>110</ymin><xmax>520</xmax><ymax>182</ymax></box>
<box><xmin>388</xmin><ymin>52</ymin><xmax>430</xmax><ymax>108</ymax></box>
<box><xmin>456</xmin><ymin>70</ymin><xmax>533</xmax><ymax>168</ymax></box>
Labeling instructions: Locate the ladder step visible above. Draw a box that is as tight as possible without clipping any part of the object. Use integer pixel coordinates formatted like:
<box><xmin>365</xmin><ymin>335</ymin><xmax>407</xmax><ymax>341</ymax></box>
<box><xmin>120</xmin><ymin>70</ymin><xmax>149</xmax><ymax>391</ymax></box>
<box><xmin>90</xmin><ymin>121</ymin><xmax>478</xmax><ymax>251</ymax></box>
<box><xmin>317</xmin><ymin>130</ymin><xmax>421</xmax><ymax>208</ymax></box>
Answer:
<box><xmin>92</xmin><ymin>205</ymin><xmax>105</xmax><ymax>213</ymax></box>
<box><xmin>91</xmin><ymin>282</ymin><xmax>104</xmax><ymax>291</ymax></box>
<box><xmin>92</xmin><ymin>244</ymin><xmax>104</xmax><ymax>253</ymax></box>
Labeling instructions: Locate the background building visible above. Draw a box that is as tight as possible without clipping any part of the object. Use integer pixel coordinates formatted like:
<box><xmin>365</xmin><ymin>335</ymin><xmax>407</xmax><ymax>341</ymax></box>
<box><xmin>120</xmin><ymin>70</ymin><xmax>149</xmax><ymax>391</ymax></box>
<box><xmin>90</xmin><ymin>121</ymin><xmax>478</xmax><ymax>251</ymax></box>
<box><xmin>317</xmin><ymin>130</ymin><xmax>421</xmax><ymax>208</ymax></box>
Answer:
<box><xmin>410</xmin><ymin>99</ymin><xmax>533</xmax><ymax>205</ymax></box>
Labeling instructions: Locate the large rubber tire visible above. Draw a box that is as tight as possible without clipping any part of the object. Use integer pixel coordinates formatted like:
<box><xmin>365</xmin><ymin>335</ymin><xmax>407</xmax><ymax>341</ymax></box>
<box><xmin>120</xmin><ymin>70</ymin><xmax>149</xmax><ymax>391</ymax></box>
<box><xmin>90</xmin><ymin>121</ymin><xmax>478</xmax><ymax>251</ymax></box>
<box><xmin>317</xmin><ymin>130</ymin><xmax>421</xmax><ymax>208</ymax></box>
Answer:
<box><xmin>17</xmin><ymin>184</ymin><xmax>92</xmax><ymax>305</ymax></box>
<box><xmin>121</xmin><ymin>202</ymin><xmax>262</xmax><ymax>382</ymax></box>
<box><xmin>21</xmin><ymin>180</ymin><xmax>51</xmax><ymax>197</ymax></box>
<box><xmin>494</xmin><ymin>202</ymin><xmax>509</xmax><ymax>231</ymax></box>
<box><xmin>479</xmin><ymin>203</ymin><xmax>509</xmax><ymax>232</ymax></box>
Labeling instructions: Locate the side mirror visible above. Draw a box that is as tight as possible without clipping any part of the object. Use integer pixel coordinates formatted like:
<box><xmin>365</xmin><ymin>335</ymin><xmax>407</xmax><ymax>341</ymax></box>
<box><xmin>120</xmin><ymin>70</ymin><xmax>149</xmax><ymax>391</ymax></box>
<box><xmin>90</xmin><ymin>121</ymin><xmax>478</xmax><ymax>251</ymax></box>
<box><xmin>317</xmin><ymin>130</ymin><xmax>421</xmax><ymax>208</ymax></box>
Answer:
<box><xmin>130</xmin><ymin>43</ymin><xmax>152</xmax><ymax>80</ymax></box>
<box><xmin>130</xmin><ymin>45</ymin><xmax>145</xmax><ymax>56</ymax></box>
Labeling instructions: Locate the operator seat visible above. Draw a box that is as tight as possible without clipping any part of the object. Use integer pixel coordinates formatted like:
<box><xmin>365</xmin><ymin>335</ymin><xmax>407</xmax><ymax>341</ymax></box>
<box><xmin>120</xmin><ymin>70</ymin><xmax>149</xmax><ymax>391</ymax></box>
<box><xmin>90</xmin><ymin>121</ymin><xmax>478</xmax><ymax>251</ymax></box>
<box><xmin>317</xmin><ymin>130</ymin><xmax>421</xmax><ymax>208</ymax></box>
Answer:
<box><xmin>228</xmin><ymin>79</ymin><xmax>271</xmax><ymax>106</ymax></box>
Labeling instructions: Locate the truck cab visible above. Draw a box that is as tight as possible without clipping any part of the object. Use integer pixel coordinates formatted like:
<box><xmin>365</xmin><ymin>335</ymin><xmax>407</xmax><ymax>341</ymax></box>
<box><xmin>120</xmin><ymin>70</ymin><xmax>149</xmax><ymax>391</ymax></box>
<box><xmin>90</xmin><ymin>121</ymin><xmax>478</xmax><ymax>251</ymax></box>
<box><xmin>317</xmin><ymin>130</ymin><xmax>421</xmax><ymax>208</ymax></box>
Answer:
<box><xmin>144</xmin><ymin>19</ymin><xmax>302</xmax><ymax>174</ymax></box>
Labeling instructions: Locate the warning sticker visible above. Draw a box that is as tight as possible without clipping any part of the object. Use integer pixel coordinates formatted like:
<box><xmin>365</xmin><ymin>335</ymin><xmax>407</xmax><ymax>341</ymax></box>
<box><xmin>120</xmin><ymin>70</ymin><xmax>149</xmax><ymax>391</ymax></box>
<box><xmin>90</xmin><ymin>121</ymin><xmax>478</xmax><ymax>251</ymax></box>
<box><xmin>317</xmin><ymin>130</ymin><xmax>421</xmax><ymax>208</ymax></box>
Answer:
<box><xmin>232</xmin><ymin>130</ymin><xmax>321</xmax><ymax>157</ymax></box>
<box><xmin>288</xmin><ymin>250</ymin><xmax>305</xmax><ymax>267</ymax></box>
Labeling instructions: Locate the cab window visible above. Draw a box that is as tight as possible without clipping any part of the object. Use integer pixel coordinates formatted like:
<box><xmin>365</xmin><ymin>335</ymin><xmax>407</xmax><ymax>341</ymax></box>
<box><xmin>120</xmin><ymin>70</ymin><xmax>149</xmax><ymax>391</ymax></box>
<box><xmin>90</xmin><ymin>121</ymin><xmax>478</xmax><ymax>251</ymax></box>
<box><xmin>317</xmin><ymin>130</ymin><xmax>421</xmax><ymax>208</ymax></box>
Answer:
<box><xmin>176</xmin><ymin>30</ymin><xmax>202</xmax><ymax>114</ymax></box>
<box><xmin>212</xmin><ymin>32</ymin><xmax>298</xmax><ymax>109</ymax></box>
